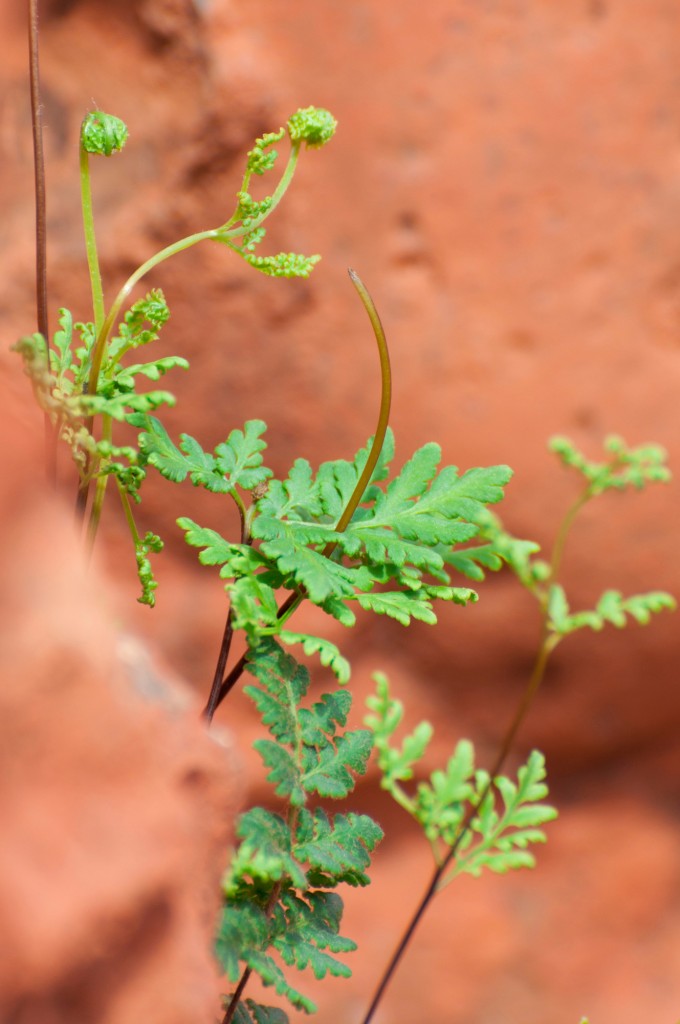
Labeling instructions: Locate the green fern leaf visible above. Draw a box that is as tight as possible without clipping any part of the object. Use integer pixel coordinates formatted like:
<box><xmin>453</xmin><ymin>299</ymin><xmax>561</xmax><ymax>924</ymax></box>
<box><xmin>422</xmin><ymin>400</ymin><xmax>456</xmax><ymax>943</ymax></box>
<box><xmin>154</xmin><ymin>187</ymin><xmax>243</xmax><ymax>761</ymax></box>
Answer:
<box><xmin>214</xmin><ymin>420</ymin><xmax>271</xmax><ymax>490</ymax></box>
<box><xmin>275</xmin><ymin>890</ymin><xmax>355</xmax><ymax>979</ymax></box>
<box><xmin>245</xmin><ymin>640</ymin><xmax>310</xmax><ymax>745</ymax></box>
<box><xmin>448</xmin><ymin>751</ymin><xmax>558</xmax><ymax>881</ymax></box>
<box><xmin>136</xmin><ymin>416</ymin><xmax>271</xmax><ymax>493</ymax></box>
<box><xmin>112</xmin><ymin>355</ymin><xmax>189</xmax><ymax>389</ymax></box>
<box><xmin>278</xmin><ymin>631</ymin><xmax>351</xmax><ymax>685</ymax></box>
<box><xmin>105</xmin><ymin>289</ymin><xmax>170</xmax><ymax>362</ymax></box>
<box><xmin>231</xmin><ymin>807</ymin><xmax>308</xmax><ymax>890</ymax></box>
<box><xmin>80</xmin><ymin>390</ymin><xmax>176</xmax><ymax>421</ymax></box>
<box><xmin>355</xmin><ymin>590</ymin><xmax>435</xmax><ymax>626</ymax></box>
<box><xmin>245</xmin><ymin>252</ymin><xmax>321</xmax><ymax>278</ymax></box>
<box><xmin>294</xmin><ymin>808</ymin><xmax>383</xmax><ymax>887</ymax></box>
<box><xmin>232</xmin><ymin>1001</ymin><xmax>289</xmax><ymax>1024</ymax></box>
<box><xmin>300</xmin><ymin>728</ymin><xmax>373</xmax><ymax>800</ymax></box>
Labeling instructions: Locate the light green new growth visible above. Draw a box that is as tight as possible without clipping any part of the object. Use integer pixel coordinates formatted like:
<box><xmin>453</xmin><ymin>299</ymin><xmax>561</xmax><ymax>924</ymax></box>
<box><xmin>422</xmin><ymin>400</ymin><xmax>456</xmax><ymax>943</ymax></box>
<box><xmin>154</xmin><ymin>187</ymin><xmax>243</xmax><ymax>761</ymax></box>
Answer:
<box><xmin>287</xmin><ymin>107</ymin><xmax>338</xmax><ymax>148</ymax></box>
<box><xmin>15</xmin><ymin>108</ymin><xmax>337</xmax><ymax>603</ymax></box>
<box><xmin>365</xmin><ymin>673</ymin><xmax>557</xmax><ymax>881</ymax></box>
<box><xmin>81</xmin><ymin>110</ymin><xmax>128</xmax><ymax>156</ymax></box>
<box><xmin>467</xmin><ymin>435</ymin><xmax>675</xmax><ymax>644</ymax></box>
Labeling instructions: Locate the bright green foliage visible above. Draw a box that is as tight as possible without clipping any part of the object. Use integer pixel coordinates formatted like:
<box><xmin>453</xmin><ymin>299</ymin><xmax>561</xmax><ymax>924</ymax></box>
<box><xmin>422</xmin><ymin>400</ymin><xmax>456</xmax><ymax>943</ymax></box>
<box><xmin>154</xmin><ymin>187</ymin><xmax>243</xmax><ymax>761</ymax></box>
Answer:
<box><xmin>244</xmin><ymin>252</ymin><xmax>321</xmax><ymax>278</ymax></box>
<box><xmin>547</xmin><ymin>585</ymin><xmax>676</xmax><ymax>636</ymax></box>
<box><xmin>250</xmin><ymin>434</ymin><xmax>510</xmax><ymax>622</ymax></box>
<box><xmin>176</xmin><ymin>428</ymin><xmax>511</xmax><ymax>678</ymax></box>
<box><xmin>365</xmin><ymin>674</ymin><xmax>557</xmax><ymax>881</ymax></box>
<box><xmin>245</xmin><ymin>128</ymin><xmax>286</xmax><ymax>177</ymax></box>
<box><xmin>458</xmin><ymin>508</ymin><xmax>547</xmax><ymax>591</ymax></box>
<box><xmin>215</xmin><ymin>108</ymin><xmax>335</xmax><ymax>280</ymax></box>
<box><xmin>445</xmin><ymin>752</ymin><xmax>557</xmax><ymax>881</ymax></box>
<box><xmin>13</xmin><ymin>290</ymin><xmax>188</xmax><ymax>606</ymax></box>
<box><xmin>278</xmin><ymin>631</ymin><xmax>352</xmax><ymax>685</ymax></box>
<box><xmin>286</xmin><ymin>107</ymin><xmax>337</xmax><ymax>148</ymax></box>
<box><xmin>244</xmin><ymin>639</ymin><xmax>372</xmax><ymax>806</ymax></box>
<box><xmin>81</xmin><ymin>110</ymin><xmax>128</xmax><ymax>156</ymax></box>
<box><xmin>217</xmin><ymin>639</ymin><xmax>382</xmax><ymax>1019</ymax></box>
<box><xmin>95</xmin><ymin>441</ymin><xmax>145</xmax><ymax>502</ymax></box>
<box><xmin>550</xmin><ymin>434</ymin><xmax>670</xmax><ymax>493</ymax></box>
<box><xmin>135</xmin><ymin>531</ymin><xmax>164</xmax><ymax>608</ymax></box>
<box><xmin>15</xmin><ymin>292</ymin><xmax>182</xmax><ymax>431</ymax></box>
<box><xmin>452</xmin><ymin>437</ymin><xmax>675</xmax><ymax>640</ymax></box>
<box><xmin>104</xmin><ymin>289</ymin><xmax>171</xmax><ymax>361</ymax></box>
<box><xmin>133</xmin><ymin>415</ymin><xmax>271</xmax><ymax>495</ymax></box>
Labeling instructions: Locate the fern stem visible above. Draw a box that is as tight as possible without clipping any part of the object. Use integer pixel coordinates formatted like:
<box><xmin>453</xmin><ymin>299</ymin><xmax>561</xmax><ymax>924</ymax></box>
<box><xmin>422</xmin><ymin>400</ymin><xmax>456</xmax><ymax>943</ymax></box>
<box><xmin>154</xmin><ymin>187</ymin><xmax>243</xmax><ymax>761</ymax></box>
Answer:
<box><xmin>77</xmin><ymin>137</ymin><xmax>303</xmax><ymax>528</ymax></box>
<box><xmin>363</xmin><ymin>859</ymin><xmax>442</xmax><ymax>1023</ymax></box>
<box><xmin>28</xmin><ymin>0</ymin><xmax>56</xmax><ymax>484</ymax></box>
<box><xmin>328</xmin><ymin>269</ymin><xmax>392</xmax><ymax>541</ymax></box>
<box><xmin>221</xmin><ymin>966</ymin><xmax>253</xmax><ymax>1024</ymax></box>
<box><xmin>73</xmin><ymin>227</ymin><xmax>221</xmax><ymax>523</ymax></box>
<box><xmin>87</xmin><ymin>230</ymin><xmax>220</xmax><ymax>404</ymax></box>
<box><xmin>203</xmin><ymin>492</ymin><xmax>250</xmax><ymax>722</ymax></box>
<box><xmin>79</xmin><ymin>139</ymin><xmax>105</xmax><ymax>333</ymax></box>
<box><xmin>548</xmin><ymin>488</ymin><xmax>590</xmax><ymax>586</ymax></box>
<box><xmin>204</xmin><ymin>611</ymin><xmax>235</xmax><ymax>723</ymax></box>
<box><xmin>84</xmin><ymin>413</ymin><xmax>112</xmax><ymax>551</ymax></box>
<box><xmin>116</xmin><ymin>478</ymin><xmax>140</xmax><ymax>543</ymax></box>
<box><xmin>220</xmin><ymin>141</ymin><xmax>302</xmax><ymax>238</ymax></box>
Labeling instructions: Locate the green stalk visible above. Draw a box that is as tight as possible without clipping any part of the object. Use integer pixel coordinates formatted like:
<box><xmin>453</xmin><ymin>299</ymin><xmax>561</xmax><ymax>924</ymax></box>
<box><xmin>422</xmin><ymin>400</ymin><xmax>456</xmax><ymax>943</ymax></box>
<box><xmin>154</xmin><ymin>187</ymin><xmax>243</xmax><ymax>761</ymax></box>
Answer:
<box><xmin>75</xmin><ymin>227</ymin><xmax>221</xmax><ymax>524</ymax></box>
<box><xmin>85</xmin><ymin>412</ymin><xmax>112</xmax><ymax>552</ymax></box>
<box><xmin>76</xmin><ymin>142</ymin><xmax>305</xmax><ymax>536</ymax></box>
<box><xmin>86</xmin><ymin>227</ymin><xmax>220</xmax><ymax>399</ymax></box>
<box><xmin>79</xmin><ymin>139</ymin><xmax>105</xmax><ymax>333</ymax></box>
<box><xmin>221</xmin><ymin>140</ymin><xmax>302</xmax><ymax>235</ymax></box>
<box><xmin>116</xmin><ymin>475</ymin><xmax>140</xmax><ymax>544</ymax></box>
<box><xmin>548</xmin><ymin>488</ymin><xmax>590</xmax><ymax>588</ymax></box>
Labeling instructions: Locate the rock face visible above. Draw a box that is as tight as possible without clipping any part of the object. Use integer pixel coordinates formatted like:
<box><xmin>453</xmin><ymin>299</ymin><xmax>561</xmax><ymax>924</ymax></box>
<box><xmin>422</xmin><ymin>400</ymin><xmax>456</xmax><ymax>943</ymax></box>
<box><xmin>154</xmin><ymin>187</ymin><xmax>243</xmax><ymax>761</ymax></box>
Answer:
<box><xmin>0</xmin><ymin>1</ymin><xmax>679</xmax><ymax>1023</ymax></box>
<box><xmin>0</xmin><ymin>407</ymin><xmax>239</xmax><ymax>1024</ymax></box>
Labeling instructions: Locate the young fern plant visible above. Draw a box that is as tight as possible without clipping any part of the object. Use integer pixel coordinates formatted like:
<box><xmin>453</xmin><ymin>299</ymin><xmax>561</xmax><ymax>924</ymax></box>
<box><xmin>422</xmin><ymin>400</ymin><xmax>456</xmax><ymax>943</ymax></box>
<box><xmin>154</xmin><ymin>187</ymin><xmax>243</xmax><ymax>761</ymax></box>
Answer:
<box><xmin>356</xmin><ymin>433</ymin><xmax>674</xmax><ymax>1024</ymax></box>
<box><xmin>14</xmin><ymin>105</ymin><xmax>337</xmax><ymax>603</ymax></box>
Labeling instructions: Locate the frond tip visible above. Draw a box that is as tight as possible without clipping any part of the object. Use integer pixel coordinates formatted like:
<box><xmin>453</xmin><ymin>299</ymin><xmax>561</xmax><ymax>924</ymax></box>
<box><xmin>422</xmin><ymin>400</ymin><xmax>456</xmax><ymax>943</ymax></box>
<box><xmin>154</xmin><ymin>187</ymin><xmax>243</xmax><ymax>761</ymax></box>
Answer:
<box><xmin>81</xmin><ymin>110</ymin><xmax>128</xmax><ymax>156</ymax></box>
<box><xmin>287</xmin><ymin>107</ymin><xmax>337</xmax><ymax>148</ymax></box>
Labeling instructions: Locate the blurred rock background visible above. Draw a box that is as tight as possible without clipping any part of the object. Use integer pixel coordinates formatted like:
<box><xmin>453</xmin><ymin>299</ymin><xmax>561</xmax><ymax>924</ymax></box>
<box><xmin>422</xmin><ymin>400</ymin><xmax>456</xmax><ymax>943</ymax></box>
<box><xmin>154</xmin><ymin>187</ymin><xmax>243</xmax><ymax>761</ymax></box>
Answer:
<box><xmin>0</xmin><ymin>1</ymin><xmax>678</xmax><ymax>1022</ymax></box>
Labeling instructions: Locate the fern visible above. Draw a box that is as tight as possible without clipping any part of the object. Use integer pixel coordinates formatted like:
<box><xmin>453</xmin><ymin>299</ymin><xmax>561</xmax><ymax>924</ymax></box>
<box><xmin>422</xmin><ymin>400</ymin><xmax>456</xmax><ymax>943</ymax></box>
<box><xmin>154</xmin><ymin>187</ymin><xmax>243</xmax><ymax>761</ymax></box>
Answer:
<box><xmin>365</xmin><ymin>673</ymin><xmax>557</xmax><ymax>879</ymax></box>
<box><xmin>218</xmin><ymin>639</ymin><xmax>382</xmax><ymax>1018</ymax></box>
<box><xmin>176</xmin><ymin>429</ymin><xmax>511</xmax><ymax>677</ymax></box>
<box><xmin>134</xmin><ymin>415</ymin><xmax>271</xmax><ymax>494</ymax></box>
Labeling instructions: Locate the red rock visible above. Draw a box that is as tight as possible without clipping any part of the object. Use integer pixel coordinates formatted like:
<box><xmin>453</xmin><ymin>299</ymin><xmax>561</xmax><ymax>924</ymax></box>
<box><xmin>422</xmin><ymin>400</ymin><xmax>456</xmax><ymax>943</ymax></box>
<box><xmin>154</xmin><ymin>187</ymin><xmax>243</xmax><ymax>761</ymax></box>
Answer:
<box><xmin>0</xmin><ymin>2</ymin><xmax>678</xmax><ymax>1021</ymax></box>
<box><xmin>0</xmin><ymin>407</ymin><xmax>240</xmax><ymax>1024</ymax></box>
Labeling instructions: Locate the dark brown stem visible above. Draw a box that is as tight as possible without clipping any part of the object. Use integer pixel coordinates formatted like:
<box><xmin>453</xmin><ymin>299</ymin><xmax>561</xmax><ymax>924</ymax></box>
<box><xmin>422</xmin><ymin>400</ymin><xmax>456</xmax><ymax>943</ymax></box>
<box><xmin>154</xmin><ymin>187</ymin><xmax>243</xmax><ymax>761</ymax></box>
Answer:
<box><xmin>203</xmin><ymin>610</ymin><xmax>234</xmax><ymax>722</ymax></box>
<box><xmin>203</xmin><ymin>496</ymin><xmax>251</xmax><ymax>723</ymax></box>
<box><xmin>220</xmin><ymin>966</ymin><xmax>253</xmax><ymax>1024</ymax></box>
<box><xmin>207</xmin><ymin>589</ymin><xmax>300</xmax><ymax>719</ymax></box>
<box><xmin>28</xmin><ymin>0</ymin><xmax>56</xmax><ymax>483</ymax></box>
